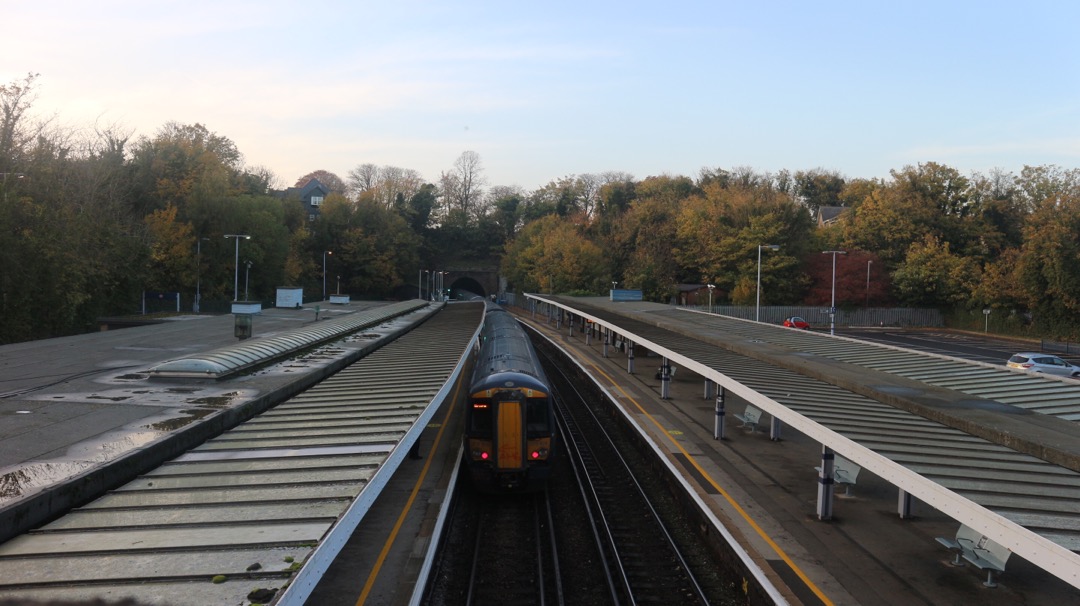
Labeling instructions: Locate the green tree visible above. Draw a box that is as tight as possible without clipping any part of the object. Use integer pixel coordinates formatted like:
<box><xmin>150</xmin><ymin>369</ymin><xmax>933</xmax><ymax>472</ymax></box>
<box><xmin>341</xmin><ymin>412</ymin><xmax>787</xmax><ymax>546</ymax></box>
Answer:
<box><xmin>144</xmin><ymin>204</ymin><xmax>195</xmax><ymax>292</ymax></box>
<box><xmin>673</xmin><ymin>178</ymin><xmax>811</xmax><ymax>304</ymax></box>
<box><xmin>612</xmin><ymin>183</ymin><xmax>683</xmax><ymax>301</ymax></box>
<box><xmin>794</xmin><ymin>168</ymin><xmax>846</xmax><ymax>217</ymax></box>
<box><xmin>127</xmin><ymin>122</ymin><xmax>242</xmax><ymax>217</ymax></box>
<box><xmin>502</xmin><ymin>215</ymin><xmax>608</xmax><ymax>294</ymax></box>
<box><xmin>891</xmin><ymin>235</ymin><xmax>979</xmax><ymax>308</ymax></box>
<box><xmin>1013</xmin><ymin>193</ymin><xmax>1080</xmax><ymax>335</ymax></box>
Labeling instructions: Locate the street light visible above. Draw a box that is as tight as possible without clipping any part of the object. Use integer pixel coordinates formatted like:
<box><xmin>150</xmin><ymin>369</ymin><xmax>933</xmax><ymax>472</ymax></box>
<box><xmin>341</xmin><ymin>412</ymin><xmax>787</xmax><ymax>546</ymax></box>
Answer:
<box><xmin>224</xmin><ymin>234</ymin><xmax>251</xmax><ymax>301</ymax></box>
<box><xmin>322</xmin><ymin>251</ymin><xmax>332</xmax><ymax>301</ymax></box>
<box><xmin>707</xmin><ymin>284</ymin><xmax>715</xmax><ymax>312</ymax></box>
<box><xmin>244</xmin><ymin>260</ymin><xmax>253</xmax><ymax>301</ymax></box>
<box><xmin>195</xmin><ymin>237</ymin><xmax>209</xmax><ymax>313</ymax></box>
<box><xmin>437</xmin><ymin>271</ymin><xmax>448</xmax><ymax>301</ymax></box>
<box><xmin>822</xmin><ymin>250</ymin><xmax>847</xmax><ymax>335</ymax></box>
<box><xmin>419</xmin><ymin>269</ymin><xmax>429</xmax><ymax>301</ymax></box>
<box><xmin>756</xmin><ymin>244</ymin><xmax>780</xmax><ymax>322</ymax></box>
<box><xmin>336</xmin><ymin>275</ymin><xmax>341</xmax><ymax>295</ymax></box>
<box><xmin>866</xmin><ymin>260</ymin><xmax>872</xmax><ymax>307</ymax></box>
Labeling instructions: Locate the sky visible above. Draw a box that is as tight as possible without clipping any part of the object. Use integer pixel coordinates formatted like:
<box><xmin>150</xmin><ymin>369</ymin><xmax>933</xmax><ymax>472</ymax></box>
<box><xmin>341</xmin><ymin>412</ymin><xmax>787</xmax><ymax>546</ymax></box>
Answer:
<box><xmin>4</xmin><ymin>1</ymin><xmax>1080</xmax><ymax>191</ymax></box>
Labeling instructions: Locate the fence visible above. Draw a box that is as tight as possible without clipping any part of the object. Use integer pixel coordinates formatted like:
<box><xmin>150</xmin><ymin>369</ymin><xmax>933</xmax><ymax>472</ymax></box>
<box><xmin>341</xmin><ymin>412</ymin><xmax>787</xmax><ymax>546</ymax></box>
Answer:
<box><xmin>690</xmin><ymin>305</ymin><xmax>944</xmax><ymax>328</ymax></box>
<box><xmin>1040</xmin><ymin>339</ymin><xmax>1080</xmax><ymax>355</ymax></box>
<box><xmin>497</xmin><ymin>292</ymin><xmax>943</xmax><ymax>328</ymax></box>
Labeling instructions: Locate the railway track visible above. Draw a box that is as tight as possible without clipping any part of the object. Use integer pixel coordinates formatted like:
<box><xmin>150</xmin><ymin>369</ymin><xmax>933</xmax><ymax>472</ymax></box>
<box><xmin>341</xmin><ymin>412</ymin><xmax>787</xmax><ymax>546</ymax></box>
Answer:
<box><xmin>0</xmin><ymin>303</ymin><xmax>483</xmax><ymax>606</ymax></box>
<box><xmin>465</xmin><ymin>491</ymin><xmax>561</xmax><ymax>605</ymax></box>
<box><xmin>425</xmin><ymin>329</ymin><xmax>739</xmax><ymax>605</ymax></box>
<box><xmin>547</xmin><ymin>353</ymin><xmax>711</xmax><ymax>606</ymax></box>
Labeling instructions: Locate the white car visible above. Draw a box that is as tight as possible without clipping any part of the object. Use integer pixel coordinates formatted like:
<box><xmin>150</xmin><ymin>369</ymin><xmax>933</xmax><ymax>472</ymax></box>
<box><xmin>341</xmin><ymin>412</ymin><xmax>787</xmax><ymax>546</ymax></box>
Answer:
<box><xmin>1006</xmin><ymin>353</ymin><xmax>1080</xmax><ymax>377</ymax></box>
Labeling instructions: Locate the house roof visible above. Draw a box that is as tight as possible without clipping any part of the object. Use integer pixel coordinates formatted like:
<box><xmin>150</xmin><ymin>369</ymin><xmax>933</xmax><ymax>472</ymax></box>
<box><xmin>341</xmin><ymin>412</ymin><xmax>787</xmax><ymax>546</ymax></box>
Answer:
<box><xmin>276</xmin><ymin>178</ymin><xmax>330</xmax><ymax>200</ymax></box>
<box><xmin>817</xmin><ymin>206</ymin><xmax>849</xmax><ymax>226</ymax></box>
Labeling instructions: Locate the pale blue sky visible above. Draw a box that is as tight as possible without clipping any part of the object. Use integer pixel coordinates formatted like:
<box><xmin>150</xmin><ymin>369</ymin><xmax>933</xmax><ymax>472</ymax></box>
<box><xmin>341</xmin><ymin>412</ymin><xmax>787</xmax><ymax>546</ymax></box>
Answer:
<box><xmin>5</xmin><ymin>1</ymin><xmax>1079</xmax><ymax>190</ymax></box>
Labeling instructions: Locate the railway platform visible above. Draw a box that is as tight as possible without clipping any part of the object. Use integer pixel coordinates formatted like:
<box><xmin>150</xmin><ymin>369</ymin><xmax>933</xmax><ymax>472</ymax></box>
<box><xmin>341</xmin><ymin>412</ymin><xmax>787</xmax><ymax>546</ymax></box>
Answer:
<box><xmin>510</xmin><ymin>301</ymin><xmax>1080</xmax><ymax>606</ymax></box>
<box><xmin>4</xmin><ymin>296</ymin><xmax>1078</xmax><ymax>605</ymax></box>
<box><xmin>0</xmin><ymin>299</ymin><xmax>485</xmax><ymax>606</ymax></box>
<box><xmin>0</xmin><ymin>300</ymin><xmax>431</xmax><ymax>540</ymax></box>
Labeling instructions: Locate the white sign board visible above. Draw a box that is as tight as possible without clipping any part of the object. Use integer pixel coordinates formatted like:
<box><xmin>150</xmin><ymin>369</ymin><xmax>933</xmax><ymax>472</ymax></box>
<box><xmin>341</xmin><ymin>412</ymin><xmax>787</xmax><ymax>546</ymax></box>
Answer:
<box><xmin>276</xmin><ymin>287</ymin><xmax>304</xmax><ymax>308</ymax></box>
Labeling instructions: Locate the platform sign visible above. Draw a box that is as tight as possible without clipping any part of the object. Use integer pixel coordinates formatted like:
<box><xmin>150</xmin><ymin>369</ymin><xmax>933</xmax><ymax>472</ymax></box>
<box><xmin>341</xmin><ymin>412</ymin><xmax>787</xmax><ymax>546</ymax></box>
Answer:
<box><xmin>610</xmin><ymin>289</ymin><xmax>643</xmax><ymax>302</ymax></box>
<box><xmin>276</xmin><ymin>287</ymin><xmax>303</xmax><ymax>308</ymax></box>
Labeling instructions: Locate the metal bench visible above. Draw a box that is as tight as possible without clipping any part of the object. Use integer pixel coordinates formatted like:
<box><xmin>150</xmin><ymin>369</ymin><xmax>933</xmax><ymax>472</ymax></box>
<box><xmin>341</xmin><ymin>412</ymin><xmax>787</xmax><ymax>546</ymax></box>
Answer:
<box><xmin>734</xmin><ymin>405</ymin><xmax>762</xmax><ymax>432</ymax></box>
<box><xmin>815</xmin><ymin>454</ymin><xmax>861</xmax><ymax>496</ymax></box>
<box><xmin>936</xmin><ymin>524</ymin><xmax>1012</xmax><ymax>587</ymax></box>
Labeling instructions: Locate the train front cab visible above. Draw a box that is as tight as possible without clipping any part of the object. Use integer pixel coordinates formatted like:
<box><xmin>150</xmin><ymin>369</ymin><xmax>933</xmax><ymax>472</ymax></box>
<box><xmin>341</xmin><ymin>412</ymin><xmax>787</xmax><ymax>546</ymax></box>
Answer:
<box><xmin>466</xmin><ymin>379</ymin><xmax>554</xmax><ymax>491</ymax></box>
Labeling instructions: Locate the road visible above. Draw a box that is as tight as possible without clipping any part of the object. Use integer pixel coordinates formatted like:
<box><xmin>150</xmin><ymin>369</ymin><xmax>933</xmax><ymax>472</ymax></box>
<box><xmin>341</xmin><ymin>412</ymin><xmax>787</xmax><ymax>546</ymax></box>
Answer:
<box><xmin>836</xmin><ymin>328</ymin><xmax>1074</xmax><ymax>366</ymax></box>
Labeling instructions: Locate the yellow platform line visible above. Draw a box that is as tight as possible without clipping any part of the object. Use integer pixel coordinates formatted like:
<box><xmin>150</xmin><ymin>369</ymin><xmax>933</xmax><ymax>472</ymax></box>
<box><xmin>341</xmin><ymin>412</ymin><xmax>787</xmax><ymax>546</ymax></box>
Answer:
<box><xmin>356</xmin><ymin>378</ymin><xmax>463</xmax><ymax>606</ymax></box>
<box><xmin>589</xmin><ymin>362</ymin><xmax>834</xmax><ymax>606</ymax></box>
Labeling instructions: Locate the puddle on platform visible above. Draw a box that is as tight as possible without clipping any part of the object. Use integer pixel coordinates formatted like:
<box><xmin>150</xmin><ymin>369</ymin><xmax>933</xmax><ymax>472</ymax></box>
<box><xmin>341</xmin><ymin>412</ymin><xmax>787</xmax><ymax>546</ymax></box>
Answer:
<box><xmin>146</xmin><ymin>408</ymin><xmax>215</xmax><ymax>431</ymax></box>
<box><xmin>0</xmin><ymin>460</ymin><xmax>97</xmax><ymax>503</ymax></box>
<box><xmin>189</xmin><ymin>392</ymin><xmax>242</xmax><ymax>408</ymax></box>
<box><xmin>167</xmin><ymin>386</ymin><xmax>202</xmax><ymax>394</ymax></box>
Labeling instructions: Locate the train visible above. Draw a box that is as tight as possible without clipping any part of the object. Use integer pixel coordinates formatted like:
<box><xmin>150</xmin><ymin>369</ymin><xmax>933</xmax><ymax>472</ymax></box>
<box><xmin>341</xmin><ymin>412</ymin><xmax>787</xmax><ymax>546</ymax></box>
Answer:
<box><xmin>463</xmin><ymin>304</ymin><xmax>557</xmax><ymax>492</ymax></box>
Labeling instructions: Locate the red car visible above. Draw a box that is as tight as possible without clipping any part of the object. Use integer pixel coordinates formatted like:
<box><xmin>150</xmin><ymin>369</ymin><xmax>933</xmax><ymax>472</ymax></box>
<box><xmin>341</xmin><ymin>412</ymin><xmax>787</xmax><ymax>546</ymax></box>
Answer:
<box><xmin>783</xmin><ymin>316</ymin><xmax>810</xmax><ymax>329</ymax></box>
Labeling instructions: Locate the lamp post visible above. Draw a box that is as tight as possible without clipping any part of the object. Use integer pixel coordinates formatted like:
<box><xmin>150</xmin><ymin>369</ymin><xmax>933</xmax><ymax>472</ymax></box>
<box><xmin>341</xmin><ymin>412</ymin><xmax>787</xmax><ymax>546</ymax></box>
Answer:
<box><xmin>1</xmin><ymin>172</ymin><xmax>26</xmax><ymax>203</ymax></box>
<box><xmin>822</xmin><ymin>250</ymin><xmax>847</xmax><ymax>335</ymax></box>
<box><xmin>707</xmin><ymin>284</ymin><xmax>715</xmax><ymax>312</ymax></box>
<box><xmin>336</xmin><ymin>275</ymin><xmax>340</xmax><ymax>295</ymax></box>
<box><xmin>224</xmin><ymin>234</ymin><xmax>251</xmax><ymax>301</ymax></box>
<box><xmin>321</xmin><ymin>250</ymin><xmax>330</xmax><ymax>300</ymax></box>
<box><xmin>195</xmin><ymin>237</ymin><xmax>209</xmax><ymax>313</ymax></box>
<box><xmin>866</xmin><ymin>260</ymin><xmax>872</xmax><ymax>307</ymax></box>
<box><xmin>418</xmin><ymin>269</ymin><xmax>428</xmax><ymax>300</ymax></box>
<box><xmin>244</xmin><ymin>260</ymin><xmax>252</xmax><ymax>301</ymax></box>
<box><xmin>756</xmin><ymin>244</ymin><xmax>780</xmax><ymax>322</ymax></box>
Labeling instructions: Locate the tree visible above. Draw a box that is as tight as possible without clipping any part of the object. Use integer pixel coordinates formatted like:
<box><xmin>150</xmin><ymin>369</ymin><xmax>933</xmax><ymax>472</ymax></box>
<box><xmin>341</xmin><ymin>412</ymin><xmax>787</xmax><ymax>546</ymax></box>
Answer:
<box><xmin>502</xmin><ymin>215</ymin><xmax>608</xmax><ymax>294</ymax></box>
<box><xmin>1013</xmin><ymin>193</ymin><xmax>1080</xmax><ymax>335</ymax></box>
<box><xmin>440</xmin><ymin>150</ymin><xmax>486</xmax><ymax>220</ymax></box>
<box><xmin>843</xmin><ymin>185</ymin><xmax>937</xmax><ymax>269</ymax></box>
<box><xmin>794</xmin><ymin>168</ymin><xmax>846</xmax><ymax>217</ymax></box>
<box><xmin>612</xmin><ymin>194</ymin><xmax>680</xmax><ymax>301</ymax></box>
<box><xmin>891</xmin><ymin>236</ymin><xmax>979</xmax><ymax>308</ymax></box>
<box><xmin>591</xmin><ymin>178</ymin><xmax>636</xmax><ymax>238</ymax></box>
<box><xmin>0</xmin><ymin>72</ymin><xmax>42</xmax><ymax>172</ymax></box>
<box><xmin>673</xmin><ymin>175</ymin><xmax>812</xmax><ymax>304</ymax></box>
<box><xmin>345</xmin><ymin>163</ymin><xmax>423</xmax><ymax>208</ymax></box>
<box><xmin>144</xmin><ymin>204</ymin><xmax>195</xmax><ymax>292</ymax></box>
<box><xmin>346</xmin><ymin>163</ymin><xmax>380</xmax><ymax>197</ymax></box>
<box><xmin>488</xmin><ymin>187</ymin><xmax>525</xmax><ymax>243</ymax></box>
<box><xmin>1015</xmin><ymin>165</ymin><xmax>1080</xmax><ymax>213</ymax></box>
<box><xmin>127</xmin><ymin>122</ymin><xmax>242</xmax><ymax>217</ymax></box>
<box><xmin>400</xmin><ymin>183</ymin><xmax>438</xmax><ymax>234</ymax></box>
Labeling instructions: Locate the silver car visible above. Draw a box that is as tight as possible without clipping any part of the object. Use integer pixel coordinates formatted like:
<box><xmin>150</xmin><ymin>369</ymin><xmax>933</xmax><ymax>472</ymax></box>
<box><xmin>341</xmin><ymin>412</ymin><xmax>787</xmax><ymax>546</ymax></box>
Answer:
<box><xmin>1006</xmin><ymin>353</ymin><xmax>1080</xmax><ymax>377</ymax></box>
